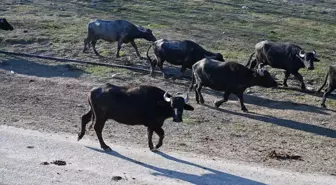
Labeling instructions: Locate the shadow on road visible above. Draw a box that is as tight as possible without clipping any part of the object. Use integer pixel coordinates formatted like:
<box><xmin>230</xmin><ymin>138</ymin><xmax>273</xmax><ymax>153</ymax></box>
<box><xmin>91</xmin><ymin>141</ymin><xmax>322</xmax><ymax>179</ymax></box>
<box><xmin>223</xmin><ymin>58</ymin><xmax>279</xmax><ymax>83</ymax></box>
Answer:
<box><xmin>86</xmin><ymin>146</ymin><xmax>265</xmax><ymax>185</ymax></box>
<box><xmin>202</xmin><ymin>104</ymin><xmax>336</xmax><ymax>138</ymax></box>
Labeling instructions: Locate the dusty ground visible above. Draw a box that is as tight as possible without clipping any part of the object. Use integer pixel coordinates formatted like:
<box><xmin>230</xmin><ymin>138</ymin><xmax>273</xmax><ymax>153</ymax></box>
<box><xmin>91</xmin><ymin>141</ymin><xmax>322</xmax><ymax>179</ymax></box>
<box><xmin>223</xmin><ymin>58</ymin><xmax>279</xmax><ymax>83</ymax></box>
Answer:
<box><xmin>0</xmin><ymin>56</ymin><xmax>335</xmax><ymax>177</ymax></box>
<box><xmin>0</xmin><ymin>0</ymin><xmax>335</xmax><ymax>180</ymax></box>
<box><xmin>2</xmin><ymin>125</ymin><xmax>335</xmax><ymax>185</ymax></box>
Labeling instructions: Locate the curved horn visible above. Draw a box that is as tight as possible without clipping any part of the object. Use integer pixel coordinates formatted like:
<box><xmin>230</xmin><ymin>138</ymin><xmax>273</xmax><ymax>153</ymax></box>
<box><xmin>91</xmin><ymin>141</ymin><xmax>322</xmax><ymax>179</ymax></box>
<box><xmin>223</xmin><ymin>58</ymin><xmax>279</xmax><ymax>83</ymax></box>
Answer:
<box><xmin>257</xmin><ymin>63</ymin><xmax>263</xmax><ymax>69</ymax></box>
<box><xmin>257</xmin><ymin>68</ymin><xmax>265</xmax><ymax>76</ymax></box>
<box><xmin>313</xmin><ymin>50</ymin><xmax>316</xmax><ymax>56</ymax></box>
<box><xmin>299</xmin><ymin>50</ymin><xmax>305</xmax><ymax>58</ymax></box>
<box><xmin>184</xmin><ymin>93</ymin><xmax>189</xmax><ymax>103</ymax></box>
<box><xmin>163</xmin><ymin>92</ymin><xmax>171</xmax><ymax>102</ymax></box>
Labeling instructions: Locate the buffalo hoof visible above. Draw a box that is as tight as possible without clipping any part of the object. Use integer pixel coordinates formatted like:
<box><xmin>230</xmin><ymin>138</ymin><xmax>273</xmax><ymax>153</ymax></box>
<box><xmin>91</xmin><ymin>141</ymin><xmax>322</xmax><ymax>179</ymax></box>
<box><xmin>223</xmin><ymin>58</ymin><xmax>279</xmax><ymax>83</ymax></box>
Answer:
<box><xmin>150</xmin><ymin>148</ymin><xmax>159</xmax><ymax>153</ymax></box>
<box><xmin>242</xmin><ymin>108</ymin><xmax>248</xmax><ymax>112</ymax></box>
<box><xmin>103</xmin><ymin>146</ymin><xmax>112</xmax><ymax>152</ymax></box>
<box><xmin>214</xmin><ymin>101</ymin><xmax>221</xmax><ymax>108</ymax></box>
<box><xmin>321</xmin><ymin>104</ymin><xmax>327</xmax><ymax>109</ymax></box>
<box><xmin>77</xmin><ymin>133</ymin><xmax>84</xmax><ymax>141</ymax></box>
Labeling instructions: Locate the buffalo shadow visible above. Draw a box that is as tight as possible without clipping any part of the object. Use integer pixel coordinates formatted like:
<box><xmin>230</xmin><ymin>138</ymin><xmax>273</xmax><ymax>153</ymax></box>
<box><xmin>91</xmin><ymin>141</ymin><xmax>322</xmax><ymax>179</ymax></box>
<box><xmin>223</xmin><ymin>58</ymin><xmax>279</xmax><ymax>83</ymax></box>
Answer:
<box><xmin>189</xmin><ymin>87</ymin><xmax>331</xmax><ymax>115</ymax></box>
<box><xmin>0</xmin><ymin>56</ymin><xmax>87</xmax><ymax>78</ymax></box>
<box><xmin>86</xmin><ymin>146</ymin><xmax>265</xmax><ymax>185</ymax></box>
<box><xmin>202</xmin><ymin>104</ymin><xmax>336</xmax><ymax>138</ymax></box>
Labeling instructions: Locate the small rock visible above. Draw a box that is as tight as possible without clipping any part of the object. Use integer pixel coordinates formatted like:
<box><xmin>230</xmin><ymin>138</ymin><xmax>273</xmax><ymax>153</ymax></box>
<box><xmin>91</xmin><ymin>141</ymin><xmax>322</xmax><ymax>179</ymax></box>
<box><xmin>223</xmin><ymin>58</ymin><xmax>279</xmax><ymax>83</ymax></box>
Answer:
<box><xmin>111</xmin><ymin>176</ymin><xmax>122</xmax><ymax>181</ymax></box>
<box><xmin>23</xmin><ymin>30</ymin><xmax>28</xmax><ymax>33</ymax></box>
<box><xmin>51</xmin><ymin>160</ymin><xmax>66</xmax><ymax>166</ymax></box>
<box><xmin>10</xmin><ymin>70</ymin><xmax>15</xmax><ymax>74</ymax></box>
<box><xmin>40</xmin><ymin>162</ymin><xmax>49</xmax><ymax>165</ymax></box>
<box><xmin>242</xmin><ymin>5</ymin><xmax>248</xmax><ymax>9</ymax></box>
<box><xmin>27</xmin><ymin>146</ymin><xmax>34</xmax><ymax>149</ymax></box>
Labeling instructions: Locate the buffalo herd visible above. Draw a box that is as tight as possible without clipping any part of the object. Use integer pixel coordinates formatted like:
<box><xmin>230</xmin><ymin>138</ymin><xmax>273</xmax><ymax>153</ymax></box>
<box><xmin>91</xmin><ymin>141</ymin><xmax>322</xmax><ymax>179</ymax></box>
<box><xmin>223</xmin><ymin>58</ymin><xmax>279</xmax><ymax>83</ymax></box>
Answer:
<box><xmin>1</xmin><ymin>18</ymin><xmax>335</xmax><ymax>151</ymax></box>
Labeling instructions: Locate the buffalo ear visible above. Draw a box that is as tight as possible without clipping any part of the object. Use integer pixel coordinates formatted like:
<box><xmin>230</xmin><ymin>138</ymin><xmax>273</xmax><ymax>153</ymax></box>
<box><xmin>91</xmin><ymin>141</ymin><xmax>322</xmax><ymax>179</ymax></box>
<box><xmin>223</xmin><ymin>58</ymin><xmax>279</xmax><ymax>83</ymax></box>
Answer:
<box><xmin>184</xmin><ymin>104</ymin><xmax>194</xmax><ymax>111</ymax></box>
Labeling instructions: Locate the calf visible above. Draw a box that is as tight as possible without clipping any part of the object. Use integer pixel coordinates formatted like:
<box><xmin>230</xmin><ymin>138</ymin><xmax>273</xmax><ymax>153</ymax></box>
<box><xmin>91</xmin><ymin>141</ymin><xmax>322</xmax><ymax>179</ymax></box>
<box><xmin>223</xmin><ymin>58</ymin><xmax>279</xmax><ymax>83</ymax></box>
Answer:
<box><xmin>317</xmin><ymin>66</ymin><xmax>336</xmax><ymax>108</ymax></box>
<box><xmin>147</xmin><ymin>39</ymin><xmax>225</xmax><ymax>78</ymax></box>
<box><xmin>0</xmin><ymin>18</ymin><xmax>14</xmax><ymax>31</ymax></box>
<box><xmin>78</xmin><ymin>83</ymin><xmax>194</xmax><ymax>152</ymax></box>
<box><xmin>190</xmin><ymin>58</ymin><xmax>277</xmax><ymax>112</ymax></box>
<box><xmin>83</xmin><ymin>19</ymin><xmax>156</xmax><ymax>58</ymax></box>
<box><xmin>246</xmin><ymin>40</ymin><xmax>319</xmax><ymax>90</ymax></box>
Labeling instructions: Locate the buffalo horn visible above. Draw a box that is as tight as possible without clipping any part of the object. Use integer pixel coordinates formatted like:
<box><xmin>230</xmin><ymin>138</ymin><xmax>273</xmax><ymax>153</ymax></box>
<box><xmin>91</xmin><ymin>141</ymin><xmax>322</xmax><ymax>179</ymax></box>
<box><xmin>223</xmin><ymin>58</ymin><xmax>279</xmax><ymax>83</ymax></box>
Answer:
<box><xmin>313</xmin><ymin>50</ymin><xmax>316</xmax><ymax>56</ymax></box>
<box><xmin>163</xmin><ymin>92</ymin><xmax>171</xmax><ymax>102</ymax></box>
<box><xmin>257</xmin><ymin>68</ymin><xmax>265</xmax><ymax>76</ymax></box>
<box><xmin>299</xmin><ymin>50</ymin><xmax>305</xmax><ymax>58</ymax></box>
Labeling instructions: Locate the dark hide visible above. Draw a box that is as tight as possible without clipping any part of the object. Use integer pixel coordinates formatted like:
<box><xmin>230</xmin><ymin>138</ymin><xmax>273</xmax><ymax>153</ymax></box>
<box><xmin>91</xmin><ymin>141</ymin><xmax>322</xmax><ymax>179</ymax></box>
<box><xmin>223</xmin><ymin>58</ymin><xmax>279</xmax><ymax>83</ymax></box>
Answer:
<box><xmin>190</xmin><ymin>58</ymin><xmax>277</xmax><ymax>112</ymax></box>
<box><xmin>147</xmin><ymin>39</ymin><xmax>225</xmax><ymax>78</ymax></box>
<box><xmin>245</xmin><ymin>40</ymin><xmax>319</xmax><ymax>90</ymax></box>
<box><xmin>317</xmin><ymin>66</ymin><xmax>336</xmax><ymax>108</ymax></box>
<box><xmin>0</xmin><ymin>18</ymin><xmax>14</xmax><ymax>31</ymax></box>
<box><xmin>78</xmin><ymin>83</ymin><xmax>194</xmax><ymax>152</ymax></box>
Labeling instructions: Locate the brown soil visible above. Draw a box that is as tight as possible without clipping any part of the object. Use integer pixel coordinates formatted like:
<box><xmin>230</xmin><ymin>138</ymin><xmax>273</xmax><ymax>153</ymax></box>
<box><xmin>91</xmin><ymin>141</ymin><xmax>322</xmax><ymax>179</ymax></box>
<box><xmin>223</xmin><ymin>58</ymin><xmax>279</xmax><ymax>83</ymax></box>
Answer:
<box><xmin>0</xmin><ymin>58</ymin><xmax>335</xmax><ymax>176</ymax></box>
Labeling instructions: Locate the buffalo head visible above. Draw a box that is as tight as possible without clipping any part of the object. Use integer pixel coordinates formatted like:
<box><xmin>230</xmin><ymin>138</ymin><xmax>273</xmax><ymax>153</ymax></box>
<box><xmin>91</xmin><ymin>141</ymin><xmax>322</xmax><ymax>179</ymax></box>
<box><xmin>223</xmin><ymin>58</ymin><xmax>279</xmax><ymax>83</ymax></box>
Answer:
<box><xmin>298</xmin><ymin>50</ymin><xmax>320</xmax><ymax>70</ymax></box>
<box><xmin>0</xmin><ymin>18</ymin><xmax>14</xmax><ymax>31</ymax></box>
<box><xmin>163</xmin><ymin>92</ymin><xmax>194</xmax><ymax>122</ymax></box>
<box><xmin>138</xmin><ymin>26</ymin><xmax>157</xmax><ymax>42</ymax></box>
<box><xmin>253</xmin><ymin>68</ymin><xmax>278</xmax><ymax>88</ymax></box>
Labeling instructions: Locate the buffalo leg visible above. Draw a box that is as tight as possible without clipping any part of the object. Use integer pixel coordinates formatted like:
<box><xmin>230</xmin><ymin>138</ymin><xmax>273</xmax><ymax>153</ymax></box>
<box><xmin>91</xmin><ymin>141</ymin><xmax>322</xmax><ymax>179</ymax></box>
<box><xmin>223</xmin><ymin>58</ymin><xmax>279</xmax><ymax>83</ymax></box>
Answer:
<box><xmin>78</xmin><ymin>109</ymin><xmax>92</xmax><ymax>141</ymax></box>
<box><xmin>94</xmin><ymin>118</ymin><xmax>111</xmax><ymax>151</ymax></box>
<box><xmin>154</xmin><ymin>127</ymin><xmax>165</xmax><ymax>150</ymax></box>
<box><xmin>321</xmin><ymin>87</ymin><xmax>335</xmax><ymax>108</ymax></box>
<box><xmin>147</xmin><ymin>127</ymin><xmax>155</xmax><ymax>151</ymax></box>
<box><xmin>91</xmin><ymin>40</ymin><xmax>100</xmax><ymax>56</ymax></box>
<box><xmin>292</xmin><ymin>72</ymin><xmax>306</xmax><ymax>90</ymax></box>
<box><xmin>236</xmin><ymin>93</ymin><xmax>248</xmax><ymax>112</ymax></box>
<box><xmin>157</xmin><ymin>59</ymin><xmax>168</xmax><ymax>79</ymax></box>
<box><xmin>83</xmin><ymin>38</ymin><xmax>90</xmax><ymax>53</ymax></box>
<box><xmin>195</xmin><ymin>84</ymin><xmax>200</xmax><ymax>103</ymax></box>
<box><xmin>177</xmin><ymin>66</ymin><xmax>187</xmax><ymax>78</ymax></box>
<box><xmin>283</xmin><ymin>71</ymin><xmax>290</xmax><ymax>87</ymax></box>
<box><xmin>130</xmin><ymin>40</ymin><xmax>141</xmax><ymax>58</ymax></box>
<box><xmin>149</xmin><ymin>59</ymin><xmax>157</xmax><ymax>76</ymax></box>
<box><xmin>214</xmin><ymin>91</ymin><xmax>230</xmax><ymax>108</ymax></box>
<box><xmin>116</xmin><ymin>39</ymin><xmax>123</xmax><ymax>58</ymax></box>
<box><xmin>196</xmin><ymin>84</ymin><xmax>204</xmax><ymax>104</ymax></box>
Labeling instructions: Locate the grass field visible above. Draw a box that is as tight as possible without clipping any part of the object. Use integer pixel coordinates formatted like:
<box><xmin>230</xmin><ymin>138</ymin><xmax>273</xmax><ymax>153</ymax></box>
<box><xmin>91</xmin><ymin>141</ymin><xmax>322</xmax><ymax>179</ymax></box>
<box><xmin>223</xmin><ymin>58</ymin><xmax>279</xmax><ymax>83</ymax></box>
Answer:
<box><xmin>1</xmin><ymin>0</ymin><xmax>335</xmax><ymax>80</ymax></box>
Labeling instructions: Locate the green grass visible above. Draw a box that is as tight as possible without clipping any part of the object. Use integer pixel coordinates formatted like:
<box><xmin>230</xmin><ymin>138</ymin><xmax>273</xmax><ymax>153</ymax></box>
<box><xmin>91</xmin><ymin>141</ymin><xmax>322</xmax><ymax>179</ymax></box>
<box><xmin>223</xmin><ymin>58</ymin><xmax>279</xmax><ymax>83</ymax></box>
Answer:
<box><xmin>0</xmin><ymin>0</ymin><xmax>335</xmax><ymax>80</ymax></box>
<box><xmin>84</xmin><ymin>65</ymin><xmax>128</xmax><ymax>77</ymax></box>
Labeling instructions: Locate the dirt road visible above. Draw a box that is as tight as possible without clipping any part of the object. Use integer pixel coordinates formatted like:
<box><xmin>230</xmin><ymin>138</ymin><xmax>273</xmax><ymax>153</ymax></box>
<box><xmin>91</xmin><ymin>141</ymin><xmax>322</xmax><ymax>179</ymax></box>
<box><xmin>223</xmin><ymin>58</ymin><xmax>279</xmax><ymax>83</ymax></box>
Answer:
<box><xmin>1</xmin><ymin>125</ymin><xmax>335</xmax><ymax>185</ymax></box>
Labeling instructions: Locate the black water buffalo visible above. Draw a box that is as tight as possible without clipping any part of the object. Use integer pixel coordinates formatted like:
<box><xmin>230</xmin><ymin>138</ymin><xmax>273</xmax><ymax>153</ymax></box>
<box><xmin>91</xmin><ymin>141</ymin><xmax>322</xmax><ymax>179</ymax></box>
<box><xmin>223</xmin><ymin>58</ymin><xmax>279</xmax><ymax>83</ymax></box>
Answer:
<box><xmin>317</xmin><ymin>66</ymin><xmax>336</xmax><ymax>108</ymax></box>
<box><xmin>78</xmin><ymin>83</ymin><xmax>194</xmax><ymax>152</ymax></box>
<box><xmin>190</xmin><ymin>58</ymin><xmax>277</xmax><ymax>112</ymax></box>
<box><xmin>83</xmin><ymin>19</ymin><xmax>156</xmax><ymax>58</ymax></box>
<box><xmin>146</xmin><ymin>39</ymin><xmax>225</xmax><ymax>78</ymax></box>
<box><xmin>0</xmin><ymin>18</ymin><xmax>14</xmax><ymax>31</ymax></box>
<box><xmin>246</xmin><ymin>40</ymin><xmax>320</xmax><ymax>90</ymax></box>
